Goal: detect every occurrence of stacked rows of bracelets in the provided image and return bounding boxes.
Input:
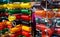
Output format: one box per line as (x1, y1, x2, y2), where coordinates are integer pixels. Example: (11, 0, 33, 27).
(34, 2, 60, 37)
(0, 2, 32, 37)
